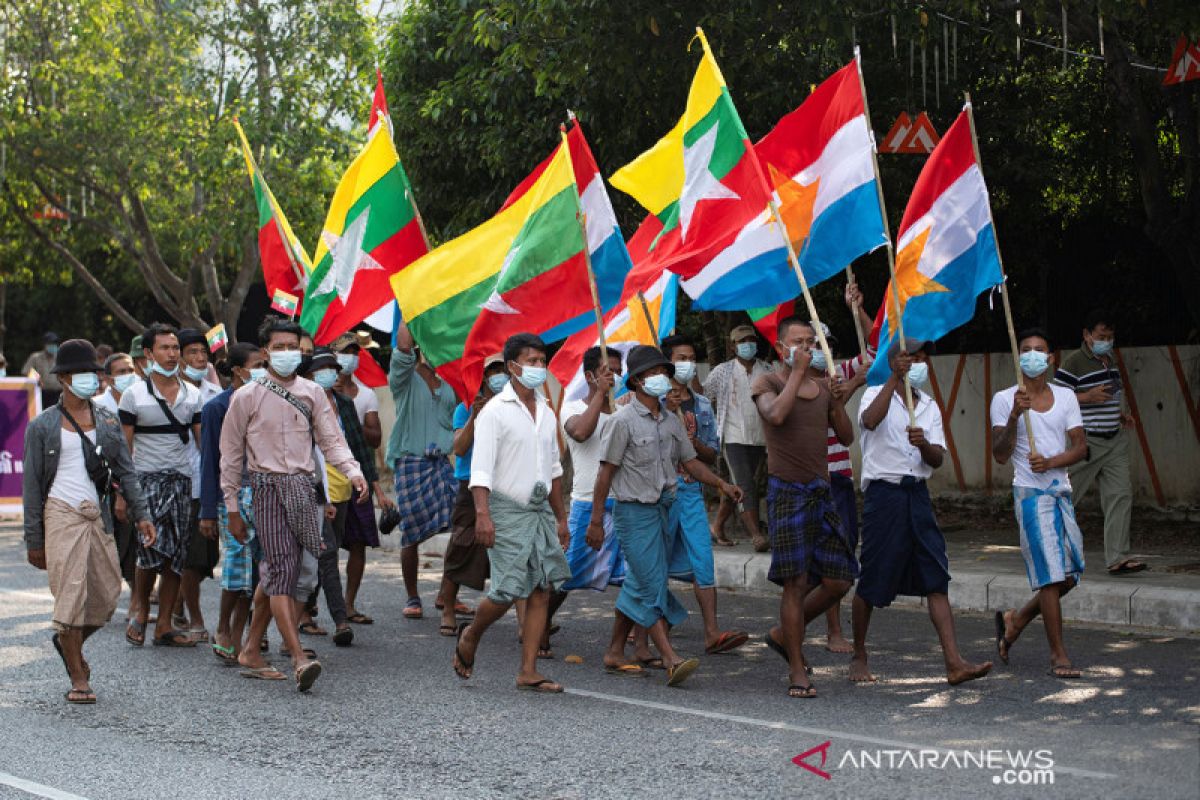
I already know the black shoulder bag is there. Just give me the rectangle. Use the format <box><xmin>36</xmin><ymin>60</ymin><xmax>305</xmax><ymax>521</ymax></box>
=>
<box><xmin>145</xmin><ymin>376</ymin><xmax>191</xmax><ymax>445</ymax></box>
<box><xmin>58</xmin><ymin>402</ymin><xmax>114</xmax><ymax>498</ymax></box>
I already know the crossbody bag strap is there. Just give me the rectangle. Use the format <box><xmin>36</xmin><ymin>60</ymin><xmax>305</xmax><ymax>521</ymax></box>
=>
<box><xmin>144</xmin><ymin>376</ymin><xmax>190</xmax><ymax>444</ymax></box>
<box><xmin>255</xmin><ymin>377</ymin><xmax>315</xmax><ymax>445</ymax></box>
<box><xmin>58</xmin><ymin>401</ymin><xmax>111</xmax><ymax>495</ymax></box>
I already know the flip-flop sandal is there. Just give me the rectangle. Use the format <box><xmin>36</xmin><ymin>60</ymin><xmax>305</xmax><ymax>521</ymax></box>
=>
<box><xmin>1108</xmin><ymin>561</ymin><xmax>1148</xmax><ymax>575</ymax></box>
<box><xmin>1050</xmin><ymin>663</ymin><xmax>1082</xmax><ymax>679</ymax></box>
<box><xmin>333</xmin><ymin>627</ymin><xmax>354</xmax><ymax>647</ymax></box>
<box><xmin>453</xmin><ymin>602</ymin><xmax>475</xmax><ymax>617</ymax></box>
<box><xmin>51</xmin><ymin>633</ymin><xmax>72</xmax><ymax>679</ymax></box>
<box><xmin>65</xmin><ymin>689</ymin><xmax>96</xmax><ymax>704</ymax></box>
<box><xmin>764</xmin><ymin>632</ymin><xmax>814</xmax><ymax>674</ymax></box>
<box><xmin>439</xmin><ymin>625</ymin><xmax>458</xmax><ymax>636</ymax></box>
<box><xmin>171</xmin><ymin>613</ymin><xmax>189</xmax><ymax>629</ymax></box>
<box><xmin>637</xmin><ymin>656</ymin><xmax>666</xmax><ymax>670</ymax></box>
<box><xmin>240</xmin><ymin>666</ymin><xmax>287</xmax><ymax>681</ymax></box>
<box><xmin>187</xmin><ymin>627</ymin><xmax>210</xmax><ymax>643</ymax></box>
<box><xmin>152</xmin><ymin>631</ymin><xmax>196</xmax><ymax>647</ymax></box>
<box><xmin>453</xmin><ymin>622</ymin><xmax>474</xmax><ymax>680</ymax></box>
<box><xmin>787</xmin><ymin>683</ymin><xmax>818</xmax><ymax>699</ymax></box>
<box><xmin>299</xmin><ymin>622</ymin><xmax>327</xmax><ymax>636</ymax></box>
<box><xmin>402</xmin><ymin>598</ymin><xmax>423</xmax><ymax>619</ymax></box>
<box><xmin>705</xmin><ymin>630</ymin><xmax>750</xmax><ymax>654</ymax></box>
<box><xmin>125</xmin><ymin>619</ymin><xmax>146</xmax><ymax>647</ymax></box>
<box><xmin>295</xmin><ymin>660</ymin><xmax>323</xmax><ymax>692</ymax></box>
<box><xmin>994</xmin><ymin>611</ymin><xmax>1016</xmax><ymax>664</ymax></box>
<box><xmin>537</xmin><ymin>647</ymin><xmax>554</xmax><ymax>660</ymax></box>
<box><xmin>347</xmin><ymin>613</ymin><xmax>374</xmax><ymax>625</ymax></box>
<box><xmin>280</xmin><ymin>647</ymin><xmax>318</xmax><ymax>659</ymax></box>
<box><xmin>212</xmin><ymin>643</ymin><xmax>237</xmax><ymax>665</ymax></box>
<box><xmin>517</xmin><ymin>678</ymin><xmax>563</xmax><ymax>693</ymax></box>
<box><xmin>604</xmin><ymin>663</ymin><xmax>645</xmax><ymax>677</ymax></box>
<box><xmin>548</xmin><ymin>624</ymin><xmax>560</xmax><ymax>637</ymax></box>
<box><xmin>666</xmin><ymin>657</ymin><xmax>700</xmax><ymax>687</ymax></box>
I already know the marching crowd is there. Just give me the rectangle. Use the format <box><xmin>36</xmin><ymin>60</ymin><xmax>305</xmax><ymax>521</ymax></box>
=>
<box><xmin>19</xmin><ymin>285</ymin><xmax>1140</xmax><ymax>703</ymax></box>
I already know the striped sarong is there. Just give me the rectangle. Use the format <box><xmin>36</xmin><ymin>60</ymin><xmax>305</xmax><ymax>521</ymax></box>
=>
<box><xmin>250</xmin><ymin>472</ymin><xmax>321</xmax><ymax>597</ymax></box>
<box><xmin>137</xmin><ymin>470</ymin><xmax>192</xmax><ymax>575</ymax></box>
<box><xmin>393</xmin><ymin>448</ymin><xmax>456</xmax><ymax>547</ymax></box>
<box><xmin>485</xmin><ymin>483</ymin><xmax>571</xmax><ymax>604</ymax></box>
<box><xmin>1015</xmin><ymin>482</ymin><xmax>1085</xmax><ymax>590</ymax></box>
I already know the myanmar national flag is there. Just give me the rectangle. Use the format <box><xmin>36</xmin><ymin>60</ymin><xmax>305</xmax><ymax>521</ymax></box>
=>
<box><xmin>233</xmin><ymin>119</ymin><xmax>311</xmax><ymax>302</ymax></box>
<box><xmin>391</xmin><ymin>139</ymin><xmax>592</xmax><ymax>401</ymax></box>
<box><xmin>610</xmin><ymin>28</ymin><xmax>771</xmax><ymax>281</ymax></box>
<box><xmin>301</xmin><ymin>124</ymin><xmax>428</xmax><ymax>344</ymax></box>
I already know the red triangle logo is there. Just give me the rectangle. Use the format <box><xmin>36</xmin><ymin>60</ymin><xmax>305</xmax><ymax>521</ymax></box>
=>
<box><xmin>879</xmin><ymin>112</ymin><xmax>913</xmax><ymax>153</ymax></box>
<box><xmin>1164</xmin><ymin>36</ymin><xmax>1200</xmax><ymax>86</ymax></box>
<box><xmin>897</xmin><ymin>112</ymin><xmax>941</xmax><ymax>154</ymax></box>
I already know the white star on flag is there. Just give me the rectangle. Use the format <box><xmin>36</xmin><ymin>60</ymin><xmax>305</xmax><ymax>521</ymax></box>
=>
<box><xmin>317</xmin><ymin>207</ymin><xmax>385</xmax><ymax>303</ymax></box>
<box><xmin>678</xmin><ymin>121</ymin><xmax>740</xmax><ymax>241</ymax></box>
<box><xmin>481</xmin><ymin>245</ymin><xmax>521</xmax><ymax>315</ymax></box>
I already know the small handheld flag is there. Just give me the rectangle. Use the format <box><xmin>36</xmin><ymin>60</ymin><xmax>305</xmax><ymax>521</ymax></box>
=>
<box><xmin>271</xmin><ymin>289</ymin><xmax>300</xmax><ymax>318</ymax></box>
<box><xmin>205</xmin><ymin>324</ymin><xmax>229</xmax><ymax>353</ymax></box>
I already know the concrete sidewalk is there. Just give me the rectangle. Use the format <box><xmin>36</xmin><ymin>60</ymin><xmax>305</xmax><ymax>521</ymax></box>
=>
<box><xmin>408</xmin><ymin>531</ymin><xmax>1200</xmax><ymax>633</ymax></box>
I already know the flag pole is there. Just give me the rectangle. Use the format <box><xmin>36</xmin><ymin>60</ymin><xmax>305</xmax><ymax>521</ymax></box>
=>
<box><xmin>562</xmin><ymin>126</ymin><xmax>615</xmax><ymax>408</ymax></box>
<box><xmin>635</xmin><ymin>292</ymin><xmax>659</xmax><ymax>343</ymax></box>
<box><xmin>692</xmin><ymin>27</ymin><xmax>838</xmax><ymax>380</ymax></box>
<box><xmin>853</xmin><ymin>46</ymin><xmax>916</xmax><ymax>426</ymax></box>
<box><xmin>964</xmin><ymin>93</ymin><xmax>1038</xmax><ymax>456</ymax></box>
<box><xmin>846</xmin><ymin>264</ymin><xmax>869</xmax><ymax>358</ymax></box>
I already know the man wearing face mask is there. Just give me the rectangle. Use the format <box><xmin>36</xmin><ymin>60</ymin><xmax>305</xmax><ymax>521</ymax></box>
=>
<box><xmin>455</xmin><ymin>333</ymin><xmax>570</xmax><ymax>693</ymax></box>
<box><xmin>1053</xmin><ymin>310</ymin><xmax>1142</xmax><ymax>575</ymax></box>
<box><xmin>174</xmin><ymin>328</ymin><xmax>223</xmax><ymax>642</ymax></box>
<box><xmin>386</xmin><ymin>319</ymin><xmax>458</xmax><ymax>620</ymax></box>
<box><xmin>23</xmin><ymin>332</ymin><xmax>64</xmax><ymax>408</ymax></box>
<box><xmin>660</xmin><ymin>334</ymin><xmax>749</xmax><ymax>657</ymax></box>
<box><xmin>852</xmin><ymin>342</ymin><xmax>992</xmax><ymax>687</ymax></box>
<box><xmin>330</xmin><ymin>334</ymin><xmax>385</xmax><ymax>624</ymax></box>
<box><xmin>442</xmin><ymin>355</ymin><xmax>508</xmax><ymax>637</ymax></box>
<box><xmin>752</xmin><ymin>318</ymin><xmax>856</xmax><ymax>698</ymax></box>
<box><xmin>119</xmin><ymin>323</ymin><xmax>204</xmax><ymax>648</ymax></box>
<box><xmin>590</xmin><ymin>346</ymin><xmax>744</xmax><ymax>687</ymax></box>
<box><xmin>23</xmin><ymin>338</ymin><xmax>156</xmax><ymax>703</ymax></box>
<box><xmin>703</xmin><ymin>325</ymin><xmax>773</xmax><ymax>551</ymax></box>
<box><xmin>96</xmin><ymin>353</ymin><xmax>140</xmax><ymax>611</ymax></box>
<box><xmin>991</xmin><ymin>329</ymin><xmax>1088</xmax><ymax>679</ymax></box>
<box><xmin>220</xmin><ymin>317</ymin><xmax>366</xmax><ymax>692</ymax></box>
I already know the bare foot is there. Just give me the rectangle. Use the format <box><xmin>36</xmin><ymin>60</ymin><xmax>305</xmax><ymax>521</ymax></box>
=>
<box><xmin>454</xmin><ymin>625</ymin><xmax>478</xmax><ymax>680</ymax></box>
<box><xmin>826</xmin><ymin>634</ymin><xmax>853</xmax><ymax>654</ymax></box>
<box><xmin>237</xmin><ymin>649</ymin><xmax>269</xmax><ymax>671</ymax></box>
<box><xmin>947</xmin><ymin>660</ymin><xmax>993</xmax><ymax>686</ymax></box>
<box><xmin>849</xmin><ymin>654</ymin><xmax>877</xmax><ymax>683</ymax></box>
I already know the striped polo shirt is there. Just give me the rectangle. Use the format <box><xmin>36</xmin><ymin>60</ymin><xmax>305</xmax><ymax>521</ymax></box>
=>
<box><xmin>827</xmin><ymin>347</ymin><xmax>876</xmax><ymax>477</ymax></box>
<box><xmin>1054</xmin><ymin>346</ymin><xmax>1122</xmax><ymax>435</ymax></box>
<box><xmin>118</xmin><ymin>377</ymin><xmax>203</xmax><ymax>474</ymax></box>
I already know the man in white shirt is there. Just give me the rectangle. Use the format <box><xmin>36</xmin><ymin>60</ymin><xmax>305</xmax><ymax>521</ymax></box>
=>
<box><xmin>991</xmin><ymin>329</ymin><xmax>1088</xmax><ymax>679</ymax></box>
<box><xmin>97</xmin><ymin>353</ymin><xmax>140</xmax><ymax>608</ymax></box>
<box><xmin>851</xmin><ymin>342</ymin><xmax>991</xmax><ymax>687</ymax></box>
<box><xmin>455</xmin><ymin>333</ymin><xmax>570</xmax><ymax>694</ymax></box>
<box><xmin>703</xmin><ymin>325</ymin><xmax>773</xmax><ymax>550</ymax></box>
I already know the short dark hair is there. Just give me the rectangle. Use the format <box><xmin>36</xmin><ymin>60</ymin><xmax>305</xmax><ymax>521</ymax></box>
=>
<box><xmin>660</xmin><ymin>334</ymin><xmax>695</xmax><ymax>360</ymax></box>
<box><xmin>582</xmin><ymin>345</ymin><xmax>622</xmax><ymax>375</ymax></box>
<box><xmin>1083</xmin><ymin>308</ymin><xmax>1115</xmax><ymax>332</ymax></box>
<box><xmin>103</xmin><ymin>352</ymin><xmax>132</xmax><ymax>374</ymax></box>
<box><xmin>141</xmin><ymin>322</ymin><xmax>178</xmax><ymax>352</ymax></box>
<box><xmin>1017</xmin><ymin>327</ymin><xmax>1053</xmax><ymax>351</ymax></box>
<box><xmin>775</xmin><ymin>316</ymin><xmax>812</xmax><ymax>341</ymax></box>
<box><xmin>257</xmin><ymin>315</ymin><xmax>304</xmax><ymax>347</ymax></box>
<box><xmin>503</xmin><ymin>332</ymin><xmax>547</xmax><ymax>365</ymax></box>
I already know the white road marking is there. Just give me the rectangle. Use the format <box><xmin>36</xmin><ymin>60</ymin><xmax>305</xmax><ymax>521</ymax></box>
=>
<box><xmin>0</xmin><ymin>771</ymin><xmax>90</xmax><ymax>800</ymax></box>
<box><xmin>564</xmin><ymin>687</ymin><xmax>1116</xmax><ymax>780</ymax></box>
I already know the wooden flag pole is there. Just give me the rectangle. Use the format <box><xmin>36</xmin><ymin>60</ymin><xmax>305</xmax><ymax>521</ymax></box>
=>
<box><xmin>964</xmin><ymin>93</ymin><xmax>1038</xmax><ymax>456</ymax></box>
<box><xmin>635</xmin><ymin>291</ymin><xmax>659</xmax><ymax>343</ymax></box>
<box><xmin>845</xmin><ymin>264</ymin><xmax>869</xmax><ymax>358</ymax></box>
<box><xmin>767</xmin><ymin>201</ymin><xmax>837</xmax><ymax>380</ymax></box>
<box><xmin>853</xmin><ymin>46</ymin><xmax>916</xmax><ymax>425</ymax></box>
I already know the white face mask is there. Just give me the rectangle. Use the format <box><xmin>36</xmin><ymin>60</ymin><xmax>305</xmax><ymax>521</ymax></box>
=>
<box><xmin>672</xmin><ymin>361</ymin><xmax>696</xmax><ymax>384</ymax></box>
<box><xmin>336</xmin><ymin>353</ymin><xmax>359</xmax><ymax>374</ymax></box>
<box><xmin>906</xmin><ymin>362</ymin><xmax>929</xmax><ymax>387</ymax></box>
<box><xmin>113</xmin><ymin>373</ymin><xmax>138</xmax><ymax>393</ymax></box>
<box><xmin>736</xmin><ymin>342</ymin><xmax>757</xmax><ymax>360</ymax></box>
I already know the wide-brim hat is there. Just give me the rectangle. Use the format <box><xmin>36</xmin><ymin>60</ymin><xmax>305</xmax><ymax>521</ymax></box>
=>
<box><xmin>729</xmin><ymin>324</ymin><xmax>757</xmax><ymax>342</ymax></box>
<box><xmin>625</xmin><ymin>345</ymin><xmax>674</xmax><ymax>381</ymax></box>
<box><xmin>307</xmin><ymin>347</ymin><xmax>339</xmax><ymax>373</ymax></box>
<box><xmin>51</xmin><ymin>339</ymin><xmax>102</xmax><ymax>374</ymax></box>
<box><xmin>330</xmin><ymin>332</ymin><xmax>360</xmax><ymax>353</ymax></box>
<box><xmin>483</xmin><ymin>353</ymin><xmax>505</xmax><ymax>372</ymax></box>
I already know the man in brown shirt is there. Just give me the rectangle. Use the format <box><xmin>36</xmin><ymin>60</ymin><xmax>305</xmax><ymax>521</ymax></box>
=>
<box><xmin>752</xmin><ymin>317</ymin><xmax>856</xmax><ymax>699</ymax></box>
<box><xmin>219</xmin><ymin>317</ymin><xmax>366</xmax><ymax>692</ymax></box>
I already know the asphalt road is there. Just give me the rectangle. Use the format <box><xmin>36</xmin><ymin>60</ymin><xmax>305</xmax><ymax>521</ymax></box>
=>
<box><xmin>0</xmin><ymin>527</ymin><xmax>1197</xmax><ymax>800</ymax></box>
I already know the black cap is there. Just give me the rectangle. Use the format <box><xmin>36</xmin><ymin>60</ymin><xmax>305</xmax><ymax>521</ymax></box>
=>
<box><xmin>51</xmin><ymin>339</ymin><xmax>102</xmax><ymax>374</ymax></box>
<box><xmin>44</xmin><ymin>331</ymin><xmax>60</xmax><ymax>345</ymax></box>
<box><xmin>624</xmin><ymin>345</ymin><xmax>674</xmax><ymax>381</ymax></box>
<box><xmin>308</xmin><ymin>347</ymin><xmax>339</xmax><ymax>373</ymax></box>
<box><xmin>177</xmin><ymin>328</ymin><xmax>208</xmax><ymax>351</ymax></box>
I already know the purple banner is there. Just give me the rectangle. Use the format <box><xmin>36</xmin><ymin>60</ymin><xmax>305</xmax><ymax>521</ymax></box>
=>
<box><xmin>0</xmin><ymin>378</ymin><xmax>40</xmax><ymax>512</ymax></box>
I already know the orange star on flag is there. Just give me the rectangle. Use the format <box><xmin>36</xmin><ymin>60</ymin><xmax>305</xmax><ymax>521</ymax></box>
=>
<box><xmin>768</xmin><ymin>163</ymin><xmax>820</xmax><ymax>251</ymax></box>
<box><xmin>886</xmin><ymin>227</ymin><xmax>948</xmax><ymax>336</ymax></box>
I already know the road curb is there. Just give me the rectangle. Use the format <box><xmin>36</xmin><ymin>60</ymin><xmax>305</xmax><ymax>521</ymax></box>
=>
<box><xmin>407</xmin><ymin>532</ymin><xmax>1199</xmax><ymax>633</ymax></box>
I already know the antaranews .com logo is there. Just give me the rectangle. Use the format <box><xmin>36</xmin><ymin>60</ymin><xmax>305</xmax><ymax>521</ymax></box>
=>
<box><xmin>793</xmin><ymin>741</ymin><xmax>1056</xmax><ymax>786</ymax></box>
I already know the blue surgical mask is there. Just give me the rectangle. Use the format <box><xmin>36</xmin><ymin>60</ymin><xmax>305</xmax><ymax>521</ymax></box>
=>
<box><xmin>269</xmin><ymin>350</ymin><xmax>303</xmax><ymax>377</ymax></box>
<box><xmin>783</xmin><ymin>346</ymin><xmax>798</xmax><ymax>367</ymax></box>
<box><xmin>1090</xmin><ymin>338</ymin><xmax>1113</xmax><ymax>357</ymax></box>
<box><xmin>184</xmin><ymin>365</ymin><xmax>208</xmax><ymax>382</ymax></box>
<box><xmin>672</xmin><ymin>361</ymin><xmax>696</xmax><ymax>384</ymax></box>
<box><xmin>249</xmin><ymin>367</ymin><xmax>268</xmax><ymax>382</ymax></box>
<box><xmin>515</xmin><ymin>364</ymin><xmax>547</xmax><ymax>390</ymax></box>
<box><xmin>810</xmin><ymin>349</ymin><xmax>828</xmax><ymax>372</ymax></box>
<box><xmin>46</xmin><ymin>344</ymin><xmax>59</xmax><ymax>356</ymax></box>
<box><xmin>313</xmin><ymin>369</ymin><xmax>338</xmax><ymax>389</ymax></box>
<box><xmin>487</xmin><ymin>373</ymin><xmax>508</xmax><ymax>394</ymax></box>
<box><xmin>906</xmin><ymin>362</ymin><xmax>929</xmax><ymax>387</ymax></box>
<box><xmin>149</xmin><ymin>361</ymin><xmax>178</xmax><ymax>378</ymax></box>
<box><xmin>736</xmin><ymin>342</ymin><xmax>757</xmax><ymax>360</ymax></box>
<box><xmin>68</xmin><ymin>372</ymin><xmax>100</xmax><ymax>399</ymax></box>
<box><xmin>1019</xmin><ymin>351</ymin><xmax>1050</xmax><ymax>378</ymax></box>
<box><xmin>642</xmin><ymin>373</ymin><xmax>672</xmax><ymax>398</ymax></box>
<box><xmin>113</xmin><ymin>374</ymin><xmax>137</xmax><ymax>393</ymax></box>
<box><xmin>336</xmin><ymin>353</ymin><xmax>359</xmax><ymax>374</ymax></box>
